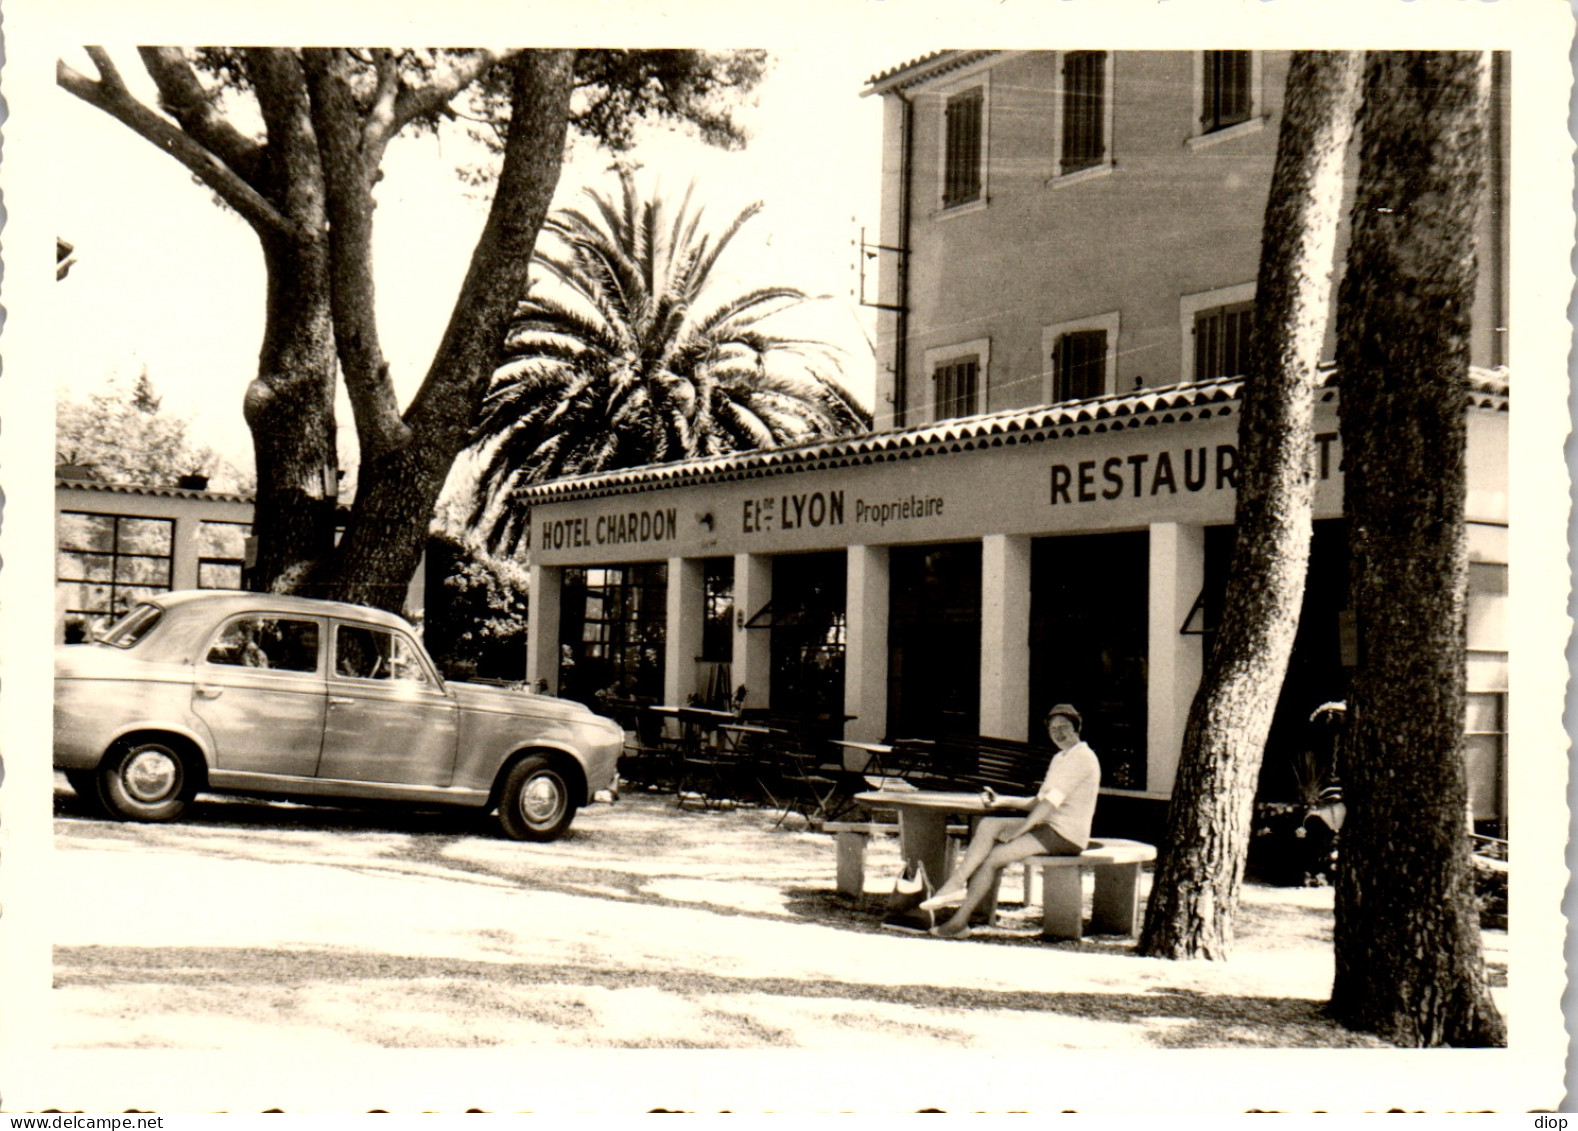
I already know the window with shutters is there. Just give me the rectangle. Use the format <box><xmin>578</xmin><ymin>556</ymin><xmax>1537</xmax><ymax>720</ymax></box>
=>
<box><xmin>1201</xmin><ymin>51</ymin><xmax>1252</xmax><ymax>132</ymax></box>
<box><xmin>1189</xmin><ymin>52</ymin><xmax>1264</xmax><ymax>148</ymax></box>
<box><xmin>1193</xmin><ymin>301</ymin><xmax>1255</xmax><ymax>380</ymax></box>
<box><xmin>1052</xmin><ymin>329</ymin><xmax>1109</xmax><ymax>402</ymax></box>
<box><xmin>924</xmin><ymin>339</ymin><xmax>990</xmax><ymax>422</ymax></box>
<box><xmin>934</xmin><ymin>358</ymin><xmax>980</xmax><ymax>420</ymax></box>
<box><xmin>942</xmin><ymin>87</ymin><xmax>984</xmax><ymax>208</ymax></box>
<box><xmin>1060</xmin><ymin>51</ymin><xmax>1108</xmax><ymax>175</ymax></box>
<box><xmin>1042</xmin><ymin>313</ymin><xmax>1120</xmax><ymax>403</ymax></box>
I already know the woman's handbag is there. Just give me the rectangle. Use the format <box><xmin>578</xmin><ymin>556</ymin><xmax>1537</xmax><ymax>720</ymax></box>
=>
<box><xmin>880</xmin><ymin>859</ymin><xmax>935</xmax><ymax>932</ymax></box>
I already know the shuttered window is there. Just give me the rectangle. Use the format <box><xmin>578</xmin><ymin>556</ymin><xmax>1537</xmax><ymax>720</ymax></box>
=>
<box><xmin>1053</xmin><ymin>329</ymin><xmax>1108</xmax><ymax>401</ymax></box>
<box><xmin>1193</xmin><ymin>301</ymin><xmax>1254</xmax><ymax>380</ymax></box>
<box><xmin>934</xmin><ymin>358</ymin><xmax>980</xmax><ymax>420</ymax></box>
<box><xmin>1201</xmin><ymin>51</ymin><xmax>1253</xmax><ymax>133</ymax></box>
<box><xmin>943</xmin><ymin>88</ymin><xmax>984</xmax><ymax>208</ymax></box>
<box><xmin>1061</xmin><ymin>51</ymin><xmax>1107</xmax><ymax>173</ymax></box>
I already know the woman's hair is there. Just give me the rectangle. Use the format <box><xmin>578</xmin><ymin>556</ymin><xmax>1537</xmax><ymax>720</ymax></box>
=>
<box><xmin>1044</xmin><ymin>703</ymin><xmax>1083</xmax><ymax>732</ymax></box>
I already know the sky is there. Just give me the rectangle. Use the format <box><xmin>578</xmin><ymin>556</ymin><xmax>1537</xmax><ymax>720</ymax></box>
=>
<box><xmin>52</xmin><ymin>46</ymin><xmax>891</xmax><ymax>481</ymax></box>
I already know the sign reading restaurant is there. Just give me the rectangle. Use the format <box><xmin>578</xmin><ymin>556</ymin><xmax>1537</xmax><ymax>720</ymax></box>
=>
<box><xmin>527</xmin><ymin>410</ymin><xmax>1358</xmax><ymax>565</ymax></box>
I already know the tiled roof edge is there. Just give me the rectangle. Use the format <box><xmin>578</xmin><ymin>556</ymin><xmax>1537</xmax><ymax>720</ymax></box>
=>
<box><xmin>864</xmin><ymin>51</ymin><xmax>1004</xmax><ymax>95</ymax></box>
<box><xmin>515</xmin><ymin>370</ymin><xmax>1508</xmax><ymax>506</ymax></box>
<box><xmin>55</xmin><ymin>478</ymin><xmax>254</xmax><ymax>504</ymax></box>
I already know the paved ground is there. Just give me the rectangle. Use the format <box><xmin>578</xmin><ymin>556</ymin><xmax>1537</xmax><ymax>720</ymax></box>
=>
<box><xmin>33</xmin><ymin>779</ymin><xmax>1510</xmax><ymax>1109</ymax></box>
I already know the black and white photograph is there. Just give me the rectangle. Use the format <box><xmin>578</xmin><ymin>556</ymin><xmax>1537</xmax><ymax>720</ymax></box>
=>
<box><xmin>0</xmin><ymin>0</ymin><xmax>1572</xmax><ymax>1114</ymax></box>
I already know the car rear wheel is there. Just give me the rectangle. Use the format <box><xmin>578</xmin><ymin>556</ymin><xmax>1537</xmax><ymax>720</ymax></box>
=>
<box><xmin>98</xmin><ymin>740</ymin><xmax>195</xmax><ymax>822</ymax></box>
<box><xmin>498</xmin><ymin>755</ymin><xmax>577</xmax><ymax>842</ymax></box>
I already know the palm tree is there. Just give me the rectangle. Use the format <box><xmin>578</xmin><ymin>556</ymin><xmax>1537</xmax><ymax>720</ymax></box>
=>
<box><xmin>468</xmin><ymin>171</ymin><xmax>871</xmax><ymax>554</ymax></box>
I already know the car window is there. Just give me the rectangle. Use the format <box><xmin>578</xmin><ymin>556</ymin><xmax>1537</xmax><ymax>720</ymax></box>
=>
<box><xmin>334</xmin><ymin>624</ymin><xmax>432</xmax><ymax>686</ymax></box>
<box><xmin>206</xmin><ymin>616</ymin><xmax>321</xmax><ymax>673</ymax></box>
<box><xmin>97</xmin><ymin>603</ymin><xmax>164</xmax><ymax>648</ymax></box>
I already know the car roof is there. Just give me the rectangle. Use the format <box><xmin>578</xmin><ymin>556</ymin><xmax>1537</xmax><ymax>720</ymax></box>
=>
<box><xmin>152</xmin><ymin>589</ymin><xmax>415</xmax><ymax>632</ymax></box>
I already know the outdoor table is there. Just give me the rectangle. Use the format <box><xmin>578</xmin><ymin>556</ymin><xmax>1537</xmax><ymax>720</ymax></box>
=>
<box><xmin>829</xmin><ymin>739</ymin><xmax>892</xmax><ymax>774</ymax></box>
<box><xmin>652</xmin><ymin>705</ymin><xmax>737</xmax><ymax>751</ymax></box>
<box><xmin>855</xmin><ymin>788</ymin><xmax>997</xmax><ymax>890</ymax></box>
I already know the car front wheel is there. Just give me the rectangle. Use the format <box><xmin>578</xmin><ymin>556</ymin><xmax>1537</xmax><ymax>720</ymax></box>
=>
<box><xmin>498</xmin><ymin>755</ymin><xmax>577</xmax><ymax>842</ymax></box>
<box><xmin>98</xmin><ymin>740</ymin><xmax>195</xmax><ymax>822</ymax></box>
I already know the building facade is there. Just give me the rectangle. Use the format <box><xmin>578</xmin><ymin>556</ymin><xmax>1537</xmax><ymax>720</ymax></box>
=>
<box><xmin>515</xmin><ymin>50</ymin><xmax>1509</xmax><ymax>823</ymax></box>
<box><xmin>54</xmin><ymin>476</ymin><xmax>427</xmax><ymax>642</ymax></box>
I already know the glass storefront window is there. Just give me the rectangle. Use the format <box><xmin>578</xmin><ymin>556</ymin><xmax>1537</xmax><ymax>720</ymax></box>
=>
<box><xmin>57</xmin><ymin>511</ymin><xmax>174</xmax><ymax>641</ymax></box>
<box><xmin>559</xmin><ymin>563</ymin><xmax>667</xmax><ymax>707</ymax></box>
<box><xmin>198</xmin><ymin>520</ymin><xmax>251</xmax><ymax>591</ymax></box>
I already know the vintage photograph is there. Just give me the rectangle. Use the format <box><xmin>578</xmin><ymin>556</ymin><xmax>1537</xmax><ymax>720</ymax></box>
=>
<box><xmin>2</xmin><ymin>0</ymin><xmax>1572</xmax><ymax>1114</ymax></box>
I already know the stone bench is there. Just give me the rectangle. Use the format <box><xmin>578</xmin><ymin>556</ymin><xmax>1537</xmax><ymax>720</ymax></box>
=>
<box><xmin>823</xmin><ymin>819</ymin><xmax>970</xmax><ymax>897</ymax></box>
<box><xmin>992</xmin><ymin>838</ymin><xmax>1157</xmax><ymax>940</ymax></box>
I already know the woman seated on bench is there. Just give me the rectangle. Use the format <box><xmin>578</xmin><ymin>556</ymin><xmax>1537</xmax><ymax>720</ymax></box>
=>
<box><xmin>922</xmin><ymin>703</ymin><xmax>1100</xmax><ymax>939</ymax></box>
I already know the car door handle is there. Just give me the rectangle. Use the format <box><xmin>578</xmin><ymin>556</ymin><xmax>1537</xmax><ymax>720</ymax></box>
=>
<box><xmin>329</xmin><ymin>696</ymin><xmax>355</xmax><ymax>707</ymax></box>
<box><xmin>195</xmin><ymin>685</ymin><xmax>223</xmax><ymax>699</ymax></box>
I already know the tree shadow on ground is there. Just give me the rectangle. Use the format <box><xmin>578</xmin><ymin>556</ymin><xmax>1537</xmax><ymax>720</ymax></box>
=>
<box><xmin>52</xmin><ymin>943</ymin><xmax>1388</xmax><ymax>1049</ymax></box>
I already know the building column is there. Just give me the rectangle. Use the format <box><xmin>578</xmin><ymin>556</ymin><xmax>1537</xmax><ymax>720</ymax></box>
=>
<box><xmin>979</xmin><ymin>534</ymin><xmax>1033</xmax><ymax>741</ymax></box>
<box><xmin>844</xmin><ymin>544</ymin><xmax>890</xmax><ymax>744</ymax></box>
<box><xmin>664</xmin><ymin>557</ymin><xmax>706</xmax><ymax>707</ymax></box>
<box><xmin>171</xmin><ymin>515</ymin><xmax>202</xmax><ymax>592</ymax></box>
<box><xmin>1147</xmin><ymin>522</ymin><xmax>1206</xmax><ymax>794</ymax></box>
<box><xmin>526</xmin><ymin>563</ymin><xmax>563</xmax><ymax>694</ymax></box>
<box><xmin>732</xmin><ymin>553</ymin><xmax>772</xmax><ymax>712</ymax></box>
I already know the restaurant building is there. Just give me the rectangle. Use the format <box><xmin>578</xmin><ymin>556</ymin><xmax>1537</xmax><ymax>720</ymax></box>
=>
<box><xmin>517</xmin><ymin>50</ymin><xmax>1510</xmax><ymax>823</ymax></box>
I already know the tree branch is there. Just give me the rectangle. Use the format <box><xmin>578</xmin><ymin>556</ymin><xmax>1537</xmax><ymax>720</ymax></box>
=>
<box><xmin>137</xmin><ymin>47</ymin><xmax>265</xmax><ymax>185</ymax></box>
<box><xmin>301</xmin><ymin>48</ymin><xmax>410</xmax><ymax>459</ymax></box>
<box><xmin>383</xmin><ymin>49</ymin><xmax>518</xmax><ymax>145</ymax></box>
<box><xmin>58</xmin><ymin>51</ymin><xmax>293</xmax><ymax>239</ymax></box>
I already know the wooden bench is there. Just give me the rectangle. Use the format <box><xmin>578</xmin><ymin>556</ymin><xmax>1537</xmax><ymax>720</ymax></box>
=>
<box><xmin>990</xmin><ymin>838</ymin><xmax>1157</xmax><ymax>940</ymax></box>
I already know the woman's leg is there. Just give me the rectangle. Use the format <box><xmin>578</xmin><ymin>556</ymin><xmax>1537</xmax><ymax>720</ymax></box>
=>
<box><xmin>935</xmin><ymin>817</ymin><xmax>1019</xmax><ymax>896</ymax></box>
<box><xmin>933</xmin><ymin>834</ymin><xmax>1050</xmax><ymax>937</ymax></box>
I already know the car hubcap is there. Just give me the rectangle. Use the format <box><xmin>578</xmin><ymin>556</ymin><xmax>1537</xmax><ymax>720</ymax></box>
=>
<box><xmin>124</xmin><ymin>748</ymin><xmax>179</xmax><ymax>803</ymax></box>
<box><xmin>521</xmin><ymin>773</ymin><xmax>564</xmax><ymax>826</ymax></box>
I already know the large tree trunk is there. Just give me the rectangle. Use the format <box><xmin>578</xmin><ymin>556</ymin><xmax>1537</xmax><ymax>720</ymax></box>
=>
<box><xmin>239</xmin><ymin>49</ymin><xmax>342</xmax><ymax>593</ymax></box>
<box><xmin>328</xmin><ymin>51</ymin><xmax>577</xmax><ymax>610</ymax></box>
<box><xmin>1139</xmin><ymin>52</ymin><xmax>1363</xmax><ymax>960</ymax></box>
<box><xmin>244</xmin><ymin>233</ymin><xmax>340</xmax><ymax>592</ymax></box>
<box><xmin>1329</xmin><ymin>51</ymin><xmax>1505</xmax><ymax>1047</ymax></box>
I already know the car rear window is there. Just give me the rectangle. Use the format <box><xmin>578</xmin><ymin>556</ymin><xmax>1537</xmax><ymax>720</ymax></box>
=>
<box><xmin>97</xmin><ymin>603</ymin><xmax>164</xmax><ymax>648</ymax></box>
<box><xmin>207</xmin><ymin>616</ymin><xmax>321</xmax><ymax>673</ymax></box>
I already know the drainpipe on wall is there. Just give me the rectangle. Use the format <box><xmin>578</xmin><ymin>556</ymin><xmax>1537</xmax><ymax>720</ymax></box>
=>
<box><xmin>892</xmin><ymin>89</ymin><xmax>914</xmax><ymax>429</ymax></box>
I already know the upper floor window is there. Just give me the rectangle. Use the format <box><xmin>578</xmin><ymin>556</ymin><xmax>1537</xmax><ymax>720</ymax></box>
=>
<box><xmin>1190</xmin><ymin>52</ymin><xmax>1265</xmax><ymax>148</ymax></box>
<box><xmin>1201</xmin><ymin>51</ymin><xmax>1253</xmax><ymax>132</ymax></box>
<box><xmin>1042</xmin><ymin>311</ymin><xmax>1120</xmax><ymax>402</ymax></box>
<box><xmin>1181</xmin><ymin>283</ymin><xmax>1255</xmax><ymax>382</ymax></box>
<box><xmin>1194</xmin><ymin>301</ymin><xmax>1254</xmax><ymax>380</ymax></box>
<box><xmin>924</xmin><ymin>338</ymin><xmax>991</xmax><ymax>422</ymax></box>
<box><xmin>942</xmin><ymin>87</ymin><xmax>985</xmax><ymax>208</ymax></box>
<box><xmin>1060</xmin><ymin>51</ymin><xmax>1109</xmax><ymax>175</ymax></box>
<box><xmin>935</xmin><ymin>358</ymin><xmax>980</xmax><ymax>420</ymax></box>
<box><xmin>1053</xmin><ymin>329</ymin><xmax>1109</xmax><ymax>402</ymax></box>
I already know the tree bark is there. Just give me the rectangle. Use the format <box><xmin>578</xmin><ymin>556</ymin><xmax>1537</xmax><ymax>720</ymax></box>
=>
<box><xmin>1139</xmin><ymin>52</ymin><xmax>1363</xmax><ymax>960</ymax></box>
<box><xmin>327</xmin><ymin>51</ymin><xmax>578</xmax><ymax>610</ymax></box>
<box><xmin>1329</xmin><ymin>51</ymin><xmax>1505</xmax><ymax>1047</ymax></box>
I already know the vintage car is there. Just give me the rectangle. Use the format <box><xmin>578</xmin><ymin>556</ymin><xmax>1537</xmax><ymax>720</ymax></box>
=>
<box><xmin>54</xmin><ymin>590</ymin><xmax>624</xmax><ymax>841</ymax></box>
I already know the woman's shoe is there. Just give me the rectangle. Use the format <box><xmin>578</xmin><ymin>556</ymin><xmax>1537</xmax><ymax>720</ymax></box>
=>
<box><xmin>918</xmin><ymin>884</ymin><xmax>967</xmax><ymax>912</ymax></box>
<box><xmin>929</xmin><ymin>922</ymin><xmax>973</xmax><ymax>939</ymax></box>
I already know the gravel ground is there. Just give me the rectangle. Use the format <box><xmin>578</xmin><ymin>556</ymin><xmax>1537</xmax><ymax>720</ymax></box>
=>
<box><xmin>31</xmin><ymin>783</ymin><xmax>1514</xmax><ymax>1109</ymax></box>
<box><xmin>47</xmin><ymin>786</ymin><xmax>1508</xmax><ymax>1050</ymax></box>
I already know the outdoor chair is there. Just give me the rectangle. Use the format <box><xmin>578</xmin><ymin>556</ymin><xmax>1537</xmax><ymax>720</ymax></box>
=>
<box><xmin>757</xmin><ymin>726</ymin><xmax>847</xmax><ymax>828</ymax></box>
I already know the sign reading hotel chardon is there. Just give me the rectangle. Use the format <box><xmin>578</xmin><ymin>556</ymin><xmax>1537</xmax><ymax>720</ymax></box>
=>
<box><xmin>529</xmin><ymin>418</ymin><xmax>1350</xmax><ymax>565</ymax></box>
